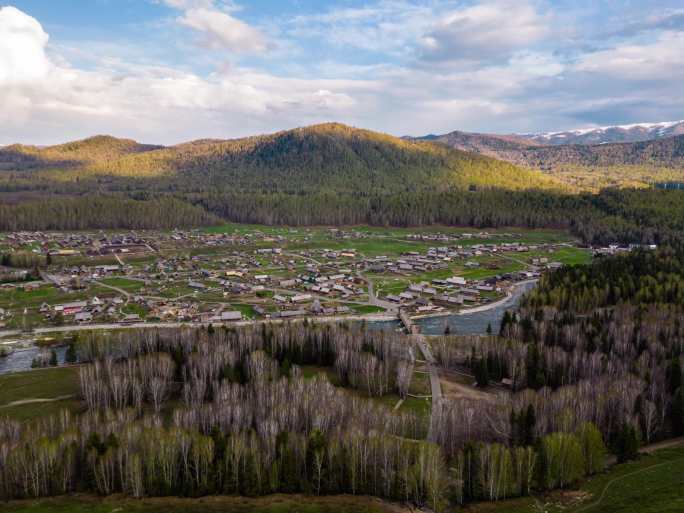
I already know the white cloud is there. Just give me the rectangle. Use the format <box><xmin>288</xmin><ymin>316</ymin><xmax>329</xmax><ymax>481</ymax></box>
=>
<box><xmin>574</xmin><ymin>31</ymin><xmax>684</xmax><ymax>80</ymax></box>
<box><xmin>420</xmin><ymin>0</ymin><xmax>550</xmax><ymax>63</ymax></box>
<box><xmin>158</xmin><ymin>0</ymin><xmax>215</xmax><ymax>9</ymax></box>
<box><xmin>0</xmin><ymin>6</ymin><xmax>51</xmax><ymax>84</ymax></box>
<box><xmin>1</xmin><ymin>2</ymin><xmax>684</xmax><ymax>144</ymax></box>
<box><xmin>289</xmin><ymin>2</ymin><xmax>434</xmax><ymax>56</ymax></box>
<box><xmin>179</xmin><ymin>7</ymin><xmax>267</xmax><ymax>53</ymax></box>
<box><xmin>157</xmin><ymin>0</ymin><xmax>268</xmax><ymax>54</ymax></box>
<box><xmin>0</xmin><ymin>7</ymin><xmax>364</xmax><ymax>144</ymax></box>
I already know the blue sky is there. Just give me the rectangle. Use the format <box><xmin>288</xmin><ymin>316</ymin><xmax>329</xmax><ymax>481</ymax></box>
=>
<box><xmin>1</xmin><ymin>0</ymin><xmax>683</xmax><ymax>144</ymax></box>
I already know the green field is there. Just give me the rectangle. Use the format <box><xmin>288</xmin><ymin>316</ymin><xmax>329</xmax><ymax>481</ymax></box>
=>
<box><xmin>0</xmin><ymin>286</ymin><xmax>86</xmax><ymax>309</ymax></box>
<box><xmin>350</xmin><ymin>304</ymin><xmax>386</xmax><ymax>314</ymax></box>
<box><xmin>100</xmin><ymin>277</ymin><xmax>146</xmax><ymax>293</ymax></box>
<box><xmin>469</xmin><ymin>444</ymin><xmax>684</xmax><ymax>513</ymax></box>
<box><xmin>0</xmin><ymin>367</ymin><xmax>81</xmax><ymax>421</ymax></box>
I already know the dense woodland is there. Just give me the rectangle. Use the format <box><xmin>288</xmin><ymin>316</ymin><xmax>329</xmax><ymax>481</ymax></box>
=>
<box><xmin>422</xmin><ymin>130</ymin><xmax>684</xmax><ymax>169</ymax></box>
<box><xmin>2</xmin><ymin>321</ymin><xmax>611</xmax><ymax>509</ymax></box>
<box><xmin>1</xmin><ymin>188</ymin><xmax>683</xmax><ymax>248</ymax></box>
<box><xmin>3</xmin><ymin>248</ymin><xmax>684</xmax><ymax>507</ymax></box>
<box><xmin>1</xmin><ymin>125</ymin><xmax>684</xmax><ymax>508</ymax></box>
<box><xmin>1</xmin><ymin>124</ymin><xmax>684</xmax><ymax>245</ymax></box>
<box><xmin>432</xmin><ymin>246</ymin><xmax>684</xmax><ymax>451</ymax></box>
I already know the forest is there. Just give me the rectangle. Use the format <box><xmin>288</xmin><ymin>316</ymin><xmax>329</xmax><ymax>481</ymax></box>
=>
<box><xmin>0</xmin><ymin>322</ymin><xmax>611</xmax><ymax>510</ymax></box>
<box><xmin>2</xmin><ymin>246</ymin><xmax>684</xmax><ymax>509</ymax></box>
<box><xmin>1</xmin><ymin>188</ymin><xmax>683</xmax><ymax>248</ymax></box>
<box><xmin>1</xmin><ymin>123</ymin><xmax>684</xmax><ymax>246</ymax></box>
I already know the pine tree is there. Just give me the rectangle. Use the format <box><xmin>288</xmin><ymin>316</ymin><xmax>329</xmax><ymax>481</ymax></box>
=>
<box><xmin>671</xmin><ymin>390</ymin><xmax>684</xmax><ymax>436</ymax></box>
<box><xmin>524</xmin><ymin>405</ymin><xmax>536</xmax><ymax>446</ymax></box>
<box><xmin>475</xmin><ymin>358</ymin><xmax>489</xmax><ymax>388</ymax></box>
<box><xmin>616</xmin><ymin>423</ymin><xmax>640</xmax><ymax>463</ymax></box>
<box><xmin>668</xmin><ymin>357</ymin><xmax>682</xmax><ymax>394</ymax></box>
<box><xmin>65</xmin><ymin>342</ymin><xmax>77</xmax><ymax>364</ymax></box>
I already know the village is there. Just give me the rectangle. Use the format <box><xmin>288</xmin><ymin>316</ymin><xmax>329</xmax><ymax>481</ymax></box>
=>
<box><xmin>0</xmin><ymin>226</ymin><xmax>594</xmax><ymax>332</ymax></box>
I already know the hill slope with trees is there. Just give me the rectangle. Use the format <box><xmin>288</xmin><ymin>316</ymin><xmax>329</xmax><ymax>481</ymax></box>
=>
<box><xmin>420</xmin><ymin>131</ymin><xmax>684</xmax><ymax>190</ymax></box>
<box><xmin>0</xmin><ymin>123</ymin><xmax>561</xmax><ymax>194</ymax></box>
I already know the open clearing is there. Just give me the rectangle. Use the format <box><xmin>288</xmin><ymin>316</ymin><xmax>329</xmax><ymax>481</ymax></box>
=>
<box><xmin>466</xmin><ymin>444</ymin><xmax>684</xmax><ymax>513</ymax></box>
<box><xmin>0</xmin><ymin>367</ymin><xmax>81</xmax><ymax>421</ymax></box>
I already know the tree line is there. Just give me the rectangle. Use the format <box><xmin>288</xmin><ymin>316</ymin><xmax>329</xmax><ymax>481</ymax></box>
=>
<box><xmin>1</xmin><ymin>188</ymin><xmax>684</xmax><ymax>247</ymax></box>
<box><xmin>0</xmin><ymin>322</ymin><xmax>613</xmax><ymax>509</ymax></box>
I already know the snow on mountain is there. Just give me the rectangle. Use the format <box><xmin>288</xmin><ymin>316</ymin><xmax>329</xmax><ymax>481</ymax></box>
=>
<box><xmin>522</xmin><ymin>120</ymin><xmax>684</xmax><ymax>146</ymax></box>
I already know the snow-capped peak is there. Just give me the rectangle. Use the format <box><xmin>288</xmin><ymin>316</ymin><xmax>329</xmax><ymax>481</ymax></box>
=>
<box><xmin>522</xmin><ymin>120</ymin><xmax>684</xmax><ymax>145</ymax></box>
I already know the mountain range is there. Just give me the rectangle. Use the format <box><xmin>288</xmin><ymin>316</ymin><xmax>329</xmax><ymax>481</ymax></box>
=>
<box><xmin>520</xmin><ymin>120</ymin><xmax>684</xmax><ymax>146</ymax></box>
<box><xmin>415</xmin><ymin>124</ymin><xmax>684</xmax><ymax>190</ymax></box>
<box><xmin>2</xmin><ymin>121</ymin><xmax>684</xmax><ymax>197</ymax></box>
<box><xmin>0</xmin><ymin>123</ymin><xmax>560</xmax><ymax>195</ymax></box>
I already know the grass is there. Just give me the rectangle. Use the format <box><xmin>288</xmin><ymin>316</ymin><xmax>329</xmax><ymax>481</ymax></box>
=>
<box><xmin>231</xmin><ymin>303</ymin><xmax>256</xmax><ymax>319</ymax></box>
<box><xmin>409</xmin><ymin>371</ymin><xmax>431</xmax><ymax>396</ymax></box>
<box><xmin>2</xmin><ymin>494</ymin><xmax>402</xmax><ymax>513</ymax></box>
<box><xmin>467</xmin><ymin>444</ymin><xmax>684</xmax><ymax>513</ymax></box>
<box><xmin>0</xmin><ymin>286</ymin><xmax>84</xmax><ymax>309</ymax></box>
<box><xmin>0</xmin><ymin>367</ymin><xmax>80</xmax><ymax>406</ymax></box>
<box><xmin>0</xmin><ymin>398</ymin><xmax>83</xmax><ymax>422</ymax></box>
<box><xmin>560</xmin><ymin>446</ymin><xmax>684</xmax><ymax>513</ymax></box>
<box><xmin>350</xmin><ymin>304</ymin><xmax>386</xmax><ymax>314</ymax></box>
<box><xmin>122</xmin><ymin>303</ymin><xmax>148</xmax><ymax>318</ymax></box>
<box><xmin>547</xmin><ymin>246</ymin><xmax>592</xmax><ymax>266</ymax></box>
<box><xmin>0</xmin><ymin>367</ymin><xmax>82</xmax><ymax>421</ymax></box>
<box><xmin>300</xmin><ymin>365</ymin><xmax>339</xmax><ymax>384</ymax></box>
<box><xmin>100</xmin><ymin>277</ymin><xmax>145</xmax><ymax>293</ymax></box>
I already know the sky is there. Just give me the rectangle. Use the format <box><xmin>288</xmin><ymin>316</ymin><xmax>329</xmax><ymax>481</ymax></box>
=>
<box><xmin>1</xmin><ymin>0</ymin><xmax>683</xmax><ymax>145</ymax></box>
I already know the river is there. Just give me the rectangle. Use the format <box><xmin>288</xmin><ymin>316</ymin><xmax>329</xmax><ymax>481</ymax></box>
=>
<box><xmin>0</xmin><ymin>346</ymin><xmax>67</xmax><ymax>375</ymax></box>
<box><xmin>0</xmin><ymin>282</ymin><xmax>535</xmax><ymax>374</ymax></box>
<box><xmin>366</xmin><ymin>280</ymin><xmax>537</xmax><ymax>335</ymax></box>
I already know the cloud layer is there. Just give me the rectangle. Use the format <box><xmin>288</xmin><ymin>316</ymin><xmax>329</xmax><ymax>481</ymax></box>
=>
<box><xmin>0</xmin><ymin>1</ymin><xmax>683</xmax><ymax>144</ymax></box>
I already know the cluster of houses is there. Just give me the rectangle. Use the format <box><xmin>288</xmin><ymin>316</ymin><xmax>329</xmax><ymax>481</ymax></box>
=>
<box><xmin>41</xmin><ymin>297</ymin><xmax>126</xmax><ymax>324</ymax></box>
<box><xmin>385</xmin><ymin>275</ymin><xmax>505</xmax><ymax>312</ymax></box>
<box><xmin>1</xmin><ymin>231</ymin><xmax>155</xmax><ymax>258</ymax></box>
<box><xmin>405</xmin><ymin>231</ymin><xmax>516</xmax><ymax>242</ymax></box>
<box><xmin>365</xmin><ymin>242</ymin><xmax>553</xmax><ymax>276</ymax></box>
<box><xmin>593</xmin><ymin>243</ymin><xmax>657</xmax><ymax>256</ymax></box>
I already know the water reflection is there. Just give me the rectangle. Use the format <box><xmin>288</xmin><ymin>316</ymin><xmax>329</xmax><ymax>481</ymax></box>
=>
<box><xmin>0</xmin><ymin>346</ymin><xmax>67</xmax><ymax>375</ymax></box>
<box><xmin>365</xmin><ymin>281</ymin><xmax>536</xmax><ymax>335</ymax></box>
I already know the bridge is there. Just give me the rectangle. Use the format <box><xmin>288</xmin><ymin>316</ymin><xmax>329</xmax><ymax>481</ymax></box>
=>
<box><xmin>398</xmin><ymin>308</ymin><xmax>442</xmax><ymax>442</ymax></box>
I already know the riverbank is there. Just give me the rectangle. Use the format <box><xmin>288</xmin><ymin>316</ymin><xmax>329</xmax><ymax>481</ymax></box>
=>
<box><xmin>411</xmin><ymin>279</ymin><xmax>538</xmax><ymax>320</ymax></box>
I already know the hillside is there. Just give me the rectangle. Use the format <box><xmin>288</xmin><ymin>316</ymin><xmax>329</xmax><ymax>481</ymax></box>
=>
<box><xmin>421</xmin><ymin>131</ymin><xmax>684</xmax><ymax>190</ymax></box>
<box><xmin>416</xmin><ymin>130</ymin><xmax>537</xmax><ymax>160</ymax></box>
<box><xmin>0</xmin><ymin>123</ymin><xmax>561</xmax><ymax>194</ymax></box>
<box><xmin>0</xmin><ymin>136</ymin><xmax>162</xmax><ymax>170</ymax></box>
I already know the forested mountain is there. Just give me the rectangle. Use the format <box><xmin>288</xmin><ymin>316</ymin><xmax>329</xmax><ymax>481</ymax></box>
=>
<box><xmin>1</xmin><ymin>123</ymin><xmax>683</xmax><ymax>243</ymax></box>
<box><xmin>420</xmin><ymin>131</ymin><xmax>684</xmax><ymax>169</ymax></box>
<box><xmin>415</xmin><ymin>131</ymin><xmax>537</xmax><ymax>161</ymax></box>
<box><xmin>518</xmin><ymin>134</ymin><xmax>684</xmax><ymax>169</ymax></box>
<box><xmin>0</xmin><ymin>123</ymin><xmax>560</xmax><ymax>193</ymax></box>
<box><xmin>0</xmin><ymin>136</ymin><xmax>162</xmax><ymax>170</ymax></box>
<box><xmin>420</xmin><ymin>131</ymin><xmax>684</xmax><ymax>190</ymax></box>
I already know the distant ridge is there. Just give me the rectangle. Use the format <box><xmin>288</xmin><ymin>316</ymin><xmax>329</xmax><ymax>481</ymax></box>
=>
<box><xmin>520</xmin><ymin>120</ymin><xmax>684</xmax><ymax>145</ymax></box>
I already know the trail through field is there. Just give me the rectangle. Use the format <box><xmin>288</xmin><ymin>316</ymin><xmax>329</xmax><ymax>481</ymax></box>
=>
<box><xmin>93</xmin><ymin>280</ymin><xmax>131</xmax><ymax>298</ymax></box>
<box><xmin>0</xmin><ymin>394</ymin><xmax>75</xmax><ymax>409</ymax></box>
<box><xmin>572</xmin><ymin>439</ymin><xmax>684</xmax><ymax>513</ymax></box>
<box><xmin>571</xmin><ymin>458</ymin><xmax>684</xmax><ymax>513</ymax></box>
